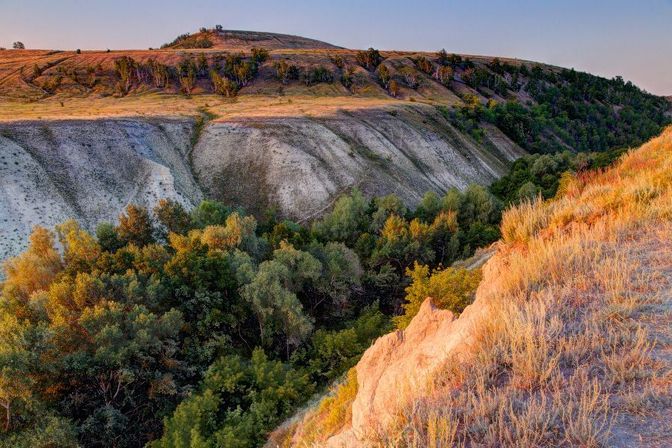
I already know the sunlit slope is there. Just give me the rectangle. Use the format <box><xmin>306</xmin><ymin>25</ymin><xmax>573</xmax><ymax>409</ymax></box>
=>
<box><xmin>275</xmin><ymin>127</ymin><xmax>672</xmax><ymax>447</ymax></box>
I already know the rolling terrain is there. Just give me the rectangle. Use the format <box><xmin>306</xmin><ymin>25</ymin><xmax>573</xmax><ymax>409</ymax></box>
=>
<box><xmin>0</xmin><ymin>29</ymin><xmax>669</xmax><ymax>262</ymax></box>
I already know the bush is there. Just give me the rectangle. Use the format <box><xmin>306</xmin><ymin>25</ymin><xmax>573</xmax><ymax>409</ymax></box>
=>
<box><xmin>355</xmin><ymin>47</ymin><xmax>383</xmax><ymax>70</ymax></box>
<box><xmin>251</xmin><ymin>47</ymin><xmax>269</xmax><ymax>64</ymax></box>
<box><xmin>302</xmin><ymin>66</ymin><xmax>333</xmax><ymax>86</ymax></box>
<box><xmin>394</xmin><ymin>263</ymin><xmax>482</xmax><ymax>329</ymax></box>
<box><xmin>274</xmin><ymin>60</ymin><xmax>300</xmax><ymax>84</ymax></box>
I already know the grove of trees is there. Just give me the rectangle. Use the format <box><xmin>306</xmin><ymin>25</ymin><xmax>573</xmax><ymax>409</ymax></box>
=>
<box><xmin>0</xmin><ymin>184</ymin><xmax>503</xmax><ymax>447</ymax></box>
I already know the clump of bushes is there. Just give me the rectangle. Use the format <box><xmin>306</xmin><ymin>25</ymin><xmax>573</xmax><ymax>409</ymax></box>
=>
<box><xmin>356</xmin><ymin>47</ymin><xmax>383</xmax><ymax>70</ymax></box>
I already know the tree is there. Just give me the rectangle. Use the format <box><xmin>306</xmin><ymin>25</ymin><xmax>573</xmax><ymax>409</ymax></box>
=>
<box><xmin>355</xmin><ymin>47</ymin><xmax>383</xmax><ymax>70</ymax></box>
<box><xmin>2</xmin><ymin>226</ymin><xmax>62</xmax><ymax>311</ymax></box>
<box><xmin>437</xmin><ymin>49</ymin><xmax>449</xmax><ymax>66</ymax></box>
<box><xmin>273</xmin><ymin>60</ymin><xmax>299</xmax><ymax>84</ymax></box>
<box><xmin>95</xmin><ymin>222</ymin><xmax>122</xmax><ymax>252</ymax></box>
<box><xmin>117</xmin><ymin>204</ymin><xmax>154</xmax><ymax>247</ymax></box>
<box><xmin>191</xmin><ymin>200</ymin><xmax>232</xmax><ymax>227</ymax></box>
<box><xmin>394</xmin><ymin>263</ymin><xmax>482</xmax><ymax>329</ymax></box>
<box><xmin>56</xmin><ymin>220</ymin><xmax>101</xmax><ymax>273</ymax></box>
<box><xmin>178</xmin><ymin>57</ymin><xmax>197</xmax><ymax>94</ymax></box>
<box><xmin>309</xmin><ymin>242</ymin><xmax>363</xmax><ymax>317</ymax></box>
<box><xmin>376</xmin><ymin>64</ymin><xmax>391</xmax><ymax>89</ymax></box>
<box><xmin>12</xmin><ymin>42</ymin><xmax>25</xmax><ymax>50</ymax></box>
<box><xmin>241</xmin><ymin>243</ymin><xmax>320</xmax><ymax>353</ymax></box>
<box><xmin>154</xmin><ymin>198</ymin><xmax>192</xmax><ymax>236</ymax></box>
<box><xmin>147</xmin><ymin>58</ymin><xmax>170</xmax><ymax>88</ymax></box>
<box><xmin>415</xmin><ymin>56</ymin><xmax>433</xmax><ymax>74</ymax></box>
<box><xmin>251</xmin><ymin>47</ymin><xmax>269</xmax><ymax>64</ymax></box>
<box><xmin>388</xmin><ymin>79</ymin><xmax>399</xmax><ymax>97</ymax></box>
<box><xmin>151</xmin><ymin>349</ymin><xmax>312</xmax><ymax>448</ymax></box>
<box><xmin>211</xmin><ymin>70</ymin><xmax>239</xmax><ymax>97</ymax></box>
<box><xmin>113</xmin><ymin>56</ymin><xmax>136</xmax><ymax>95</ymax></box>
<box><xmin>433</xmin><ymin>65</ymin><xmax>453</xmax><ymax>86</ymax></box>
<box><xmin>399</xmin><ymin>67</ymin><xmax>419</xmax><ymax>89</ymax></box>
<box><xmin>312</xmin><ymin>190</ymin><xmax>368</xmax><ymax>244</ymax></box>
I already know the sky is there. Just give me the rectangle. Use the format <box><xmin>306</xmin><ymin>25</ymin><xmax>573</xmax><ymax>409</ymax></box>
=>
<box><xmin>1</xmin><ymin>0</ymin><xmax>670</xmax><ymax>95</ymax></box>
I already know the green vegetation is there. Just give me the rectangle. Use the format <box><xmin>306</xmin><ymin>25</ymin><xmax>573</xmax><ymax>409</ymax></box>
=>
<box><xmin>490</xmin><ymin>148</ymin><xmax>625</xmax><ymax>204</ymax></box>
<box><xmin>447</xmin><ymin>63</ymin><xmax>669</xmax><ymax>154</ymax></box>
<box><xmin>0</xmin><ymin>182</ymin><xmax>502</xmax><ymax>447</ymax></box>
<box><xmin>161</xmin><ymin>33</ymin><xmax>213</xmax><ymax>49</ymax></box>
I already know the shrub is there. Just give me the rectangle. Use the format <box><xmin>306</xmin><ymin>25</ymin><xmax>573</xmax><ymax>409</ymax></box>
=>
<box><xmin>433</xmin><ymin>65</ymin><xmax>453</xmax><ymax>86</ymax></box>
<box><xmin>394</xmin><ymin>263</ymin><xmax>482</xmax><ymax>329</ymax></box>
<box><xmin>389</xmin><ymin>79</ymin><xmax>399</xmax><ymax>97</ymax></box>
<box><xmin>329</xmin><ymin>54</ymin><xmax>345</xmax><ymax>69</ymax></box>
<box><xmin>251</xmin><ymin>47</ymin><xmax>269</xmax><ymax>64</ymax></box>
<box><xmin>210</xmin><ymin>70</ymin><xmax>238</xmax><ymax>97</ymax></box>
<box><xmin>177</xmin><ymin>57</ymin><xmax>197</xmax><ymax>94</ymax></box>
<box><xmin>399</xmin><ymin>67</ymin><xmax>419</xmax><ymax>89</ymax></box>
<box><xmin>355</xmin><ymin>47</ymin><xmax>383</xmax><ymax>70</ymax></box>
<box><xmin>114</xmin><ymin>56</ymin><xmax>137</xmax><ymax>95</ymax></box>
<box><xmin>415</xmin><ymin>56</ymin><xmax>433</xmax><ymax>74</ymax></box>
<box><xmin>303</xmin><ymin>66</ymin><xmax>333</xmax><ymax>86</ymax></box>
<box><xmin>13</xmin><ymin>41</ymin><xmax>25</xmax><ymax>49</ymax></box>
<box><xmin>340</xmin><ymin>65</ymin><xmax>355</xmax><ymax>88</ymax></box>
<box><xmin>376</xmin><ymin>64</ymin><xmax>391</xmax><ymax>89</ymax></box>
<box><xmin>273</xmin><ymin>60</ymin><xmax>300</xmax><ymax>84</ymax></box>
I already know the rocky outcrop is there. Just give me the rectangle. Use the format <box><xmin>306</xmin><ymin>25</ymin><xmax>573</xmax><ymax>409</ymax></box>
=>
<box><xmin>193</xmin><ymin>105</ymin><xmax>523</xmax><ymax>219</ymax></box>
<box><xmin>0</xmin><ymin>118</ymin><xmax>202</xmax><ymax>261</ymax></box>
<box><xmin>0</xmin><ymin>106</ymin><xmax>523</xmax><ymax>264</ymax></box>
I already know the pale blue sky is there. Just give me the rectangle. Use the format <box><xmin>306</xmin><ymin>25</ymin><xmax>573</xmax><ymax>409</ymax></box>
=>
<box><xmin>1</xmin><ymin>0</ymin><xmax>670</xmax><ymax>95</ymax></box>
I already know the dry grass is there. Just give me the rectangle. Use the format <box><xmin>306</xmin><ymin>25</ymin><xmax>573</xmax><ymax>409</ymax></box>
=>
<box><xmin>275</xmin><ymin>128</ymin><xmax>672</xmax><ymax>447</ymax></box>
<box><xmin>268</xmin><ymin>368</ymin><xmax>359</xmax><ymax>447</ymax></box>
<box><xmin>359</xmin><ymin>127</ymin><xmax>672</xmax><ymax>447</ymax></box>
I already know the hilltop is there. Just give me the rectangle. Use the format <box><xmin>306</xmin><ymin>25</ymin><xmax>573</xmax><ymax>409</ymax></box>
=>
<box><xmin>162</xmin><ymin>28</ymin><xmax>342</xmax><ymax>50</ymax></box>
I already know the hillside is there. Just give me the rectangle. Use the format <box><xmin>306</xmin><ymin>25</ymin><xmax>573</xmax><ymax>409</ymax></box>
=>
<box><xmin>162</xmin><ymin>29</ymin><xmax>342</xmax><ymax>50</ymax></box>
<box><xmin>0</xmin><ymin>30</ymin><xmax>669</xmax><ymax>263</ymax></box>
<box><xmin>274</xmin><ymin>127</ymin><xmax>672</xmax><ymax>447</ymax></box>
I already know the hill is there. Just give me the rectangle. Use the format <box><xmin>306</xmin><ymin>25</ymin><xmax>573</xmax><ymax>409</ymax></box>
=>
<box><xmin>162</xmin><ymin>28</ymin><xmax>342</xmax><ymax>50</ymax></box>
<box><xmin>0</xmin><ymin>31</ymin><xmax>669</xmax><ymax>264</ymax></box>
<box><xmin>273</xmin><ymin>127</ymin><xmax>672</xmax><ymax>447</ymax></box>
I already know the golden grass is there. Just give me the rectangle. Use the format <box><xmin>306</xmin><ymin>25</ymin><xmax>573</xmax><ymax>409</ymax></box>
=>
<box><xmin>268</xmin><ymin>368</ymin><xmax>358</xmax><ymax>447</ymax></box>
<box><xmin>0</xmin><ymin>93</ymin><xmax>415</xmax><ymax>122</ymax></box>
<box><xmin>373</xmin><ymin>127</ymin><xmax>672</xmax><ymax>447</ymax></box>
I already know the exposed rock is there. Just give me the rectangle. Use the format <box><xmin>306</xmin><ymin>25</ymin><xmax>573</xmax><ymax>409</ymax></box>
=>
<box><xmin>0</xmin><ymin>118</ymin><xmax>202</xmax><ymax>262</ymax></box>
<box><xmin>0</xmin><ymin>106</ymin><xmax>523</xmax><ymax>264</ymax></box>
<box><xmin>324</xmin><ymin>246</ymin><xmax>504</xmax><ymax>447</ymax></box>
<box><xmin>194</xmin><ymin>105</ymin><xmax>523</xmax><ymax>220</ymax></box>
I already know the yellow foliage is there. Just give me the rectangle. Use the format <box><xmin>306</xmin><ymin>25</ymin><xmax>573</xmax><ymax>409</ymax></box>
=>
<box><xmin>2</xmin><ymin>226</ymin><xmax>62</xmax><ymax>308</ymax></box>
<box><xmin>381</xmin><ymin>214</ymin><xmax>409</xmax><ymax>242</ymax></box>
<box><xmin>394</xmin><ymin>262</ymin><xmax>482</xmax><ymax>329</ymax></box>
<box><xmin>56</xmin><ymin>219</ymin><xmax>101</xmax><ymax>270</ymax></box>
<box><xmin>200</xmin><ymin>213</ymin><xmax>256</xmax><ymax>252</ymax></box>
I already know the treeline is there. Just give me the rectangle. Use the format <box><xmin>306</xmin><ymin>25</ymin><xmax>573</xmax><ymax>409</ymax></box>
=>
<box><xmin>112</xmin><ymin>49</ymin><xmax>269</xmax><ymax>96</ymax></box>
<box><xmin>444</xmin><ymin>58</ymin><xmax>670</xmax><ymax>154</ymax></box>
<box><xmin>0</xmin><ymin>184</ymin><xmax>502</xmax><ymax>447</ymax></box>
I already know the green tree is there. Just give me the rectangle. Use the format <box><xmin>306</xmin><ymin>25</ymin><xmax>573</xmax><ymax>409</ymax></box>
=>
<box><xmin>117</xmin><ymin>204</ymin><xmax>155</xmax><ymax>247</ymax></box>
<box><xmin>394</xmin><ymin>263</ymin><xmax>482</xmax><ymax>329</ymax></box>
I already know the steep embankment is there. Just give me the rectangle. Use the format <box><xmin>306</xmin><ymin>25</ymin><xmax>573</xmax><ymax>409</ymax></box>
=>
<box><xmin>275</xmin><ymin>127</ymin><xmax>672</xmax><ymax>447</ymax></box>
<box><xmin>0</xmin><ymin>106</ymin><xmax>521</xmax><ymax>261</ymax></box>
<box><xmin>193</xmin><ymin>104</ymin><xmax>521</xmax><ymax>219</ymax></box>
<box><xmin>0</xmin><ymin>119</ymin><xmax>202</xmax><ymax>261</ymax></box>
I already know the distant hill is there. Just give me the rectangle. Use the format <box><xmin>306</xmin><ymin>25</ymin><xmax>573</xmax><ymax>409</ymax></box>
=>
<box><xmin>162</xmin><ymin>28</ymin><xmax>342</xmax><ymax>50</ymax></box>
<box><xmin>0</xmin><ymin>30</ymin><xmax>669</xmax><ymax>263</ymax></box>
